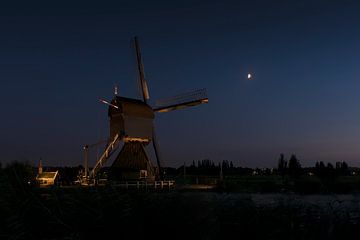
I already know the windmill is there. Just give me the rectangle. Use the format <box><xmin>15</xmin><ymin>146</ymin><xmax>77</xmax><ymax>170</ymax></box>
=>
<box><xmin>86</xmin><ymin>36</ymin><xmax>208</xmax><ymax>183</ymax></box>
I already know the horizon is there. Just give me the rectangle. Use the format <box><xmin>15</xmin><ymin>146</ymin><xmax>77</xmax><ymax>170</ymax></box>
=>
<box><xmin>4</xmin><ymin>155</ymin><xmax>358</xmax><ymax>170</ymax></box>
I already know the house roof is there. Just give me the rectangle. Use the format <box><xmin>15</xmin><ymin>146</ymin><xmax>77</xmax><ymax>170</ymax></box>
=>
<box><xmin>37</xmin><ymin>171</ymin><xmax>58</xmax><ymax>180</ymax></box>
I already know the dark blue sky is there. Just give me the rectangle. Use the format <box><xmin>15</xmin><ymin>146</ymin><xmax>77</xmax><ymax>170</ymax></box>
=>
<box><xmin>1</xmin><ymin>0</ymin><xmax>360</xmax><ymax>168</ymax></box>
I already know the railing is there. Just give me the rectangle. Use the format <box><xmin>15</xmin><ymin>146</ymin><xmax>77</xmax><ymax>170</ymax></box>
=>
<box><xmin>111</xmin><ymin>180</ymin><xmax>175</xmax><ymax>189</ymax></box>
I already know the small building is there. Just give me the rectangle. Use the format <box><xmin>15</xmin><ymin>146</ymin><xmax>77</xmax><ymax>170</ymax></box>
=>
<box><xmin>35</xmin><ymin>158</ymin><xmax>59</xmax><ymax>187</ymax></box>
<box><xmin>36</xmin><ymin>171</ymin><xmax>59</xmax><ymax>187</ymax></box>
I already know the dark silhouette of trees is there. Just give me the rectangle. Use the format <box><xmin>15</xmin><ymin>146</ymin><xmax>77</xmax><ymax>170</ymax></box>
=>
<box><xmin>335</xmin><ymin>161</ymin><xmax>349</xmax><ymax>175</ymax></box>
<box><xmin>221</xmin><ymin>160</ymin><xmax>232</xmax><ymax>169</ymax></box>
<box><xmin>183</xmin><ymin>159</ymin><xmax>240</xmax><ymax>176</ymax></box>
<box><xmin>198</xmin><ymin>159</ymin><xmax>215</xmax><ymax>169</ymax></box>
<box><xmin>315</xmin><ymin>161</ymin><xmax>326</xmax><ymax>177</ymax></box>
<box><xmin>327</xmin><ymin>163</ymin><xmax>334</xmax><ymax>169</ymax></box>
<box><xmin>188</xmin><ymin>159</ymin><xmax>219</xmax><ymax>175</ymax></box>
<box><xmin>288</xmin><ymin>154</ymin><xmax>302</xmax><ymax>176</ymax></box>
<box><xmin>1</xmin><ymin>161</ymin><xmax>35</xmax><ymax>188</ymax></box>
<box><xmin>315</xmin><ymin>161</ymin><xmax>350</xmax><ymax>177</ymax></box>
<box><xmin>277</xmin><ymin>153</ymin><xmax>287</xmax><ymax>176</ymax></box>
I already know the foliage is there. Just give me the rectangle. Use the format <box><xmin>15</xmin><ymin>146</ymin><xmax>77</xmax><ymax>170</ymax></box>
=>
<box><xmin>288</xmin><ymin>154</ymin><xmax>302</xmax><ymax>176</ymax></box>
<box><xmin>277</xmin><ymin>153</ymin><xmax>287</xmax><ymax>176</ymax></box>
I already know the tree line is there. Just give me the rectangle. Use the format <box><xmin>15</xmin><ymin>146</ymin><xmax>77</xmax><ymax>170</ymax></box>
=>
<box><xmin>175</xmin><ymin>154</ymin><xmax>353</xmax><ymax>177</ymax></box>
<box><xmin>277</xmin><ymin>153</ymin><xmax>351</xmax><ymax>177</ymax></box>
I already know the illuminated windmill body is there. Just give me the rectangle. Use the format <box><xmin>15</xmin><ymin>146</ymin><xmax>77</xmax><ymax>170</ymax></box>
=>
<box><xmin>87</xmin><ymin>37</ymin><xmax>208</xmax><ymax>182</ymax></box>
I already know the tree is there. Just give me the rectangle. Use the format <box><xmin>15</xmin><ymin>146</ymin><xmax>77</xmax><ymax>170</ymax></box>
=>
<box><xmin>315</xmin><ymin>161</ymin><xmax>326</xmax><ymax>176</ymax></box>
<box><xmin>341</xmin><ymin>161</ymin><xmax>348</xmax><ymax>170</ymax></box>
<box><xmin>222</xmin><ymin>160</ymin><xmax>229</xmax><ymax>170</ymax></box>
<box><xmin>335</xmin><ymin>161</ymin><xmax>341</xmax><ymax>169</ymax></box>
<box><xmin>341</xmin><ymin>161</ymin><xmax>349</xmax><ymax>175</ymax></box>
<box><xmin>230</xmin><ymin>161</ymin><xmax>234</xmax><ymax>168</ymax></box>
<box><xmin>335</xmin><ymin>161</ymin><xmax>349</xmax><ymax>175</ymax></box>
<box><xmin>277</xmin><ymin>153</ymin><xmax>287</xmax><ymax>176</ymax></box>
<box><xmin>5</xmin><ymin>161</ymin><xmax>35</xmax><ymax>186</ymax></box>
<box><xmin>288</xmin><ymin>154</ymin><xmax>302</xmax><ymax>176</ymax></box>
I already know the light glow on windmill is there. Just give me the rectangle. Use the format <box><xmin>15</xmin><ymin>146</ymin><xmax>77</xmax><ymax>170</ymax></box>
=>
<box><xmin>99</xmin><ymin>99</ymin><xmax>119</xmax><ymax>109</ymax></box>
<box><xmin>247</xmin><ymin>73</ymin><xmax>252</xmax><ymax>80</ymax></box>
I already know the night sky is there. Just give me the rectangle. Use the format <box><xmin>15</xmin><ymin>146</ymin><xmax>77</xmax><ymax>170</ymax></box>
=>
<box><xmin>2</xmin><ymin>0</ymin><xmax>360</xmax><ymax>168</ymax></box>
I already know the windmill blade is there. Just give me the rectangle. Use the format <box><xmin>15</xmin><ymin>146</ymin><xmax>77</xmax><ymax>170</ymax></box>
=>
<box><xmin>153</xmin><ymin>88</ymin><xmax>208</xmax><ymax>113</ymax></box>
<box><xmin>134</xmin><ymin>36</ymin><xmax>150</xmax><ymax>103</ymax></box>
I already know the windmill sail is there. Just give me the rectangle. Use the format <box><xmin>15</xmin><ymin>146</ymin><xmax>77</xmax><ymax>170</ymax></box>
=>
<box><xmin>134</xmin><ymin>36</ymin><xmax>150</xmax><ymax>102</ymax></box>
<box><xmin>134</xmin><ymin>36</ymin><xmax>162</xmax><ymax>179</ymax></box>
<box><xmin>153</xmin><ymin>88</ymin><xmax>208</xmax><ymax>113</ymax></box>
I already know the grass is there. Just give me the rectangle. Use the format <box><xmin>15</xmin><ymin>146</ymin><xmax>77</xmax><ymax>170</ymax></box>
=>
<box><xmin>2</xmin><ymin>185</ymin><xmax>360</xmax><ymax>239</ymax></box>
<box><xmin>2</xmin><ymin>163</ymin><xmax>360</xmax><ymax>239</ymax></box>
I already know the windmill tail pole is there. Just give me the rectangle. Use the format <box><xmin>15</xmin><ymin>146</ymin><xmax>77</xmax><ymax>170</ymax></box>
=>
<box><xmin>152</xmin><ymin>126</ymin><xmax>163</xmax><ymax>180</ymax></box>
